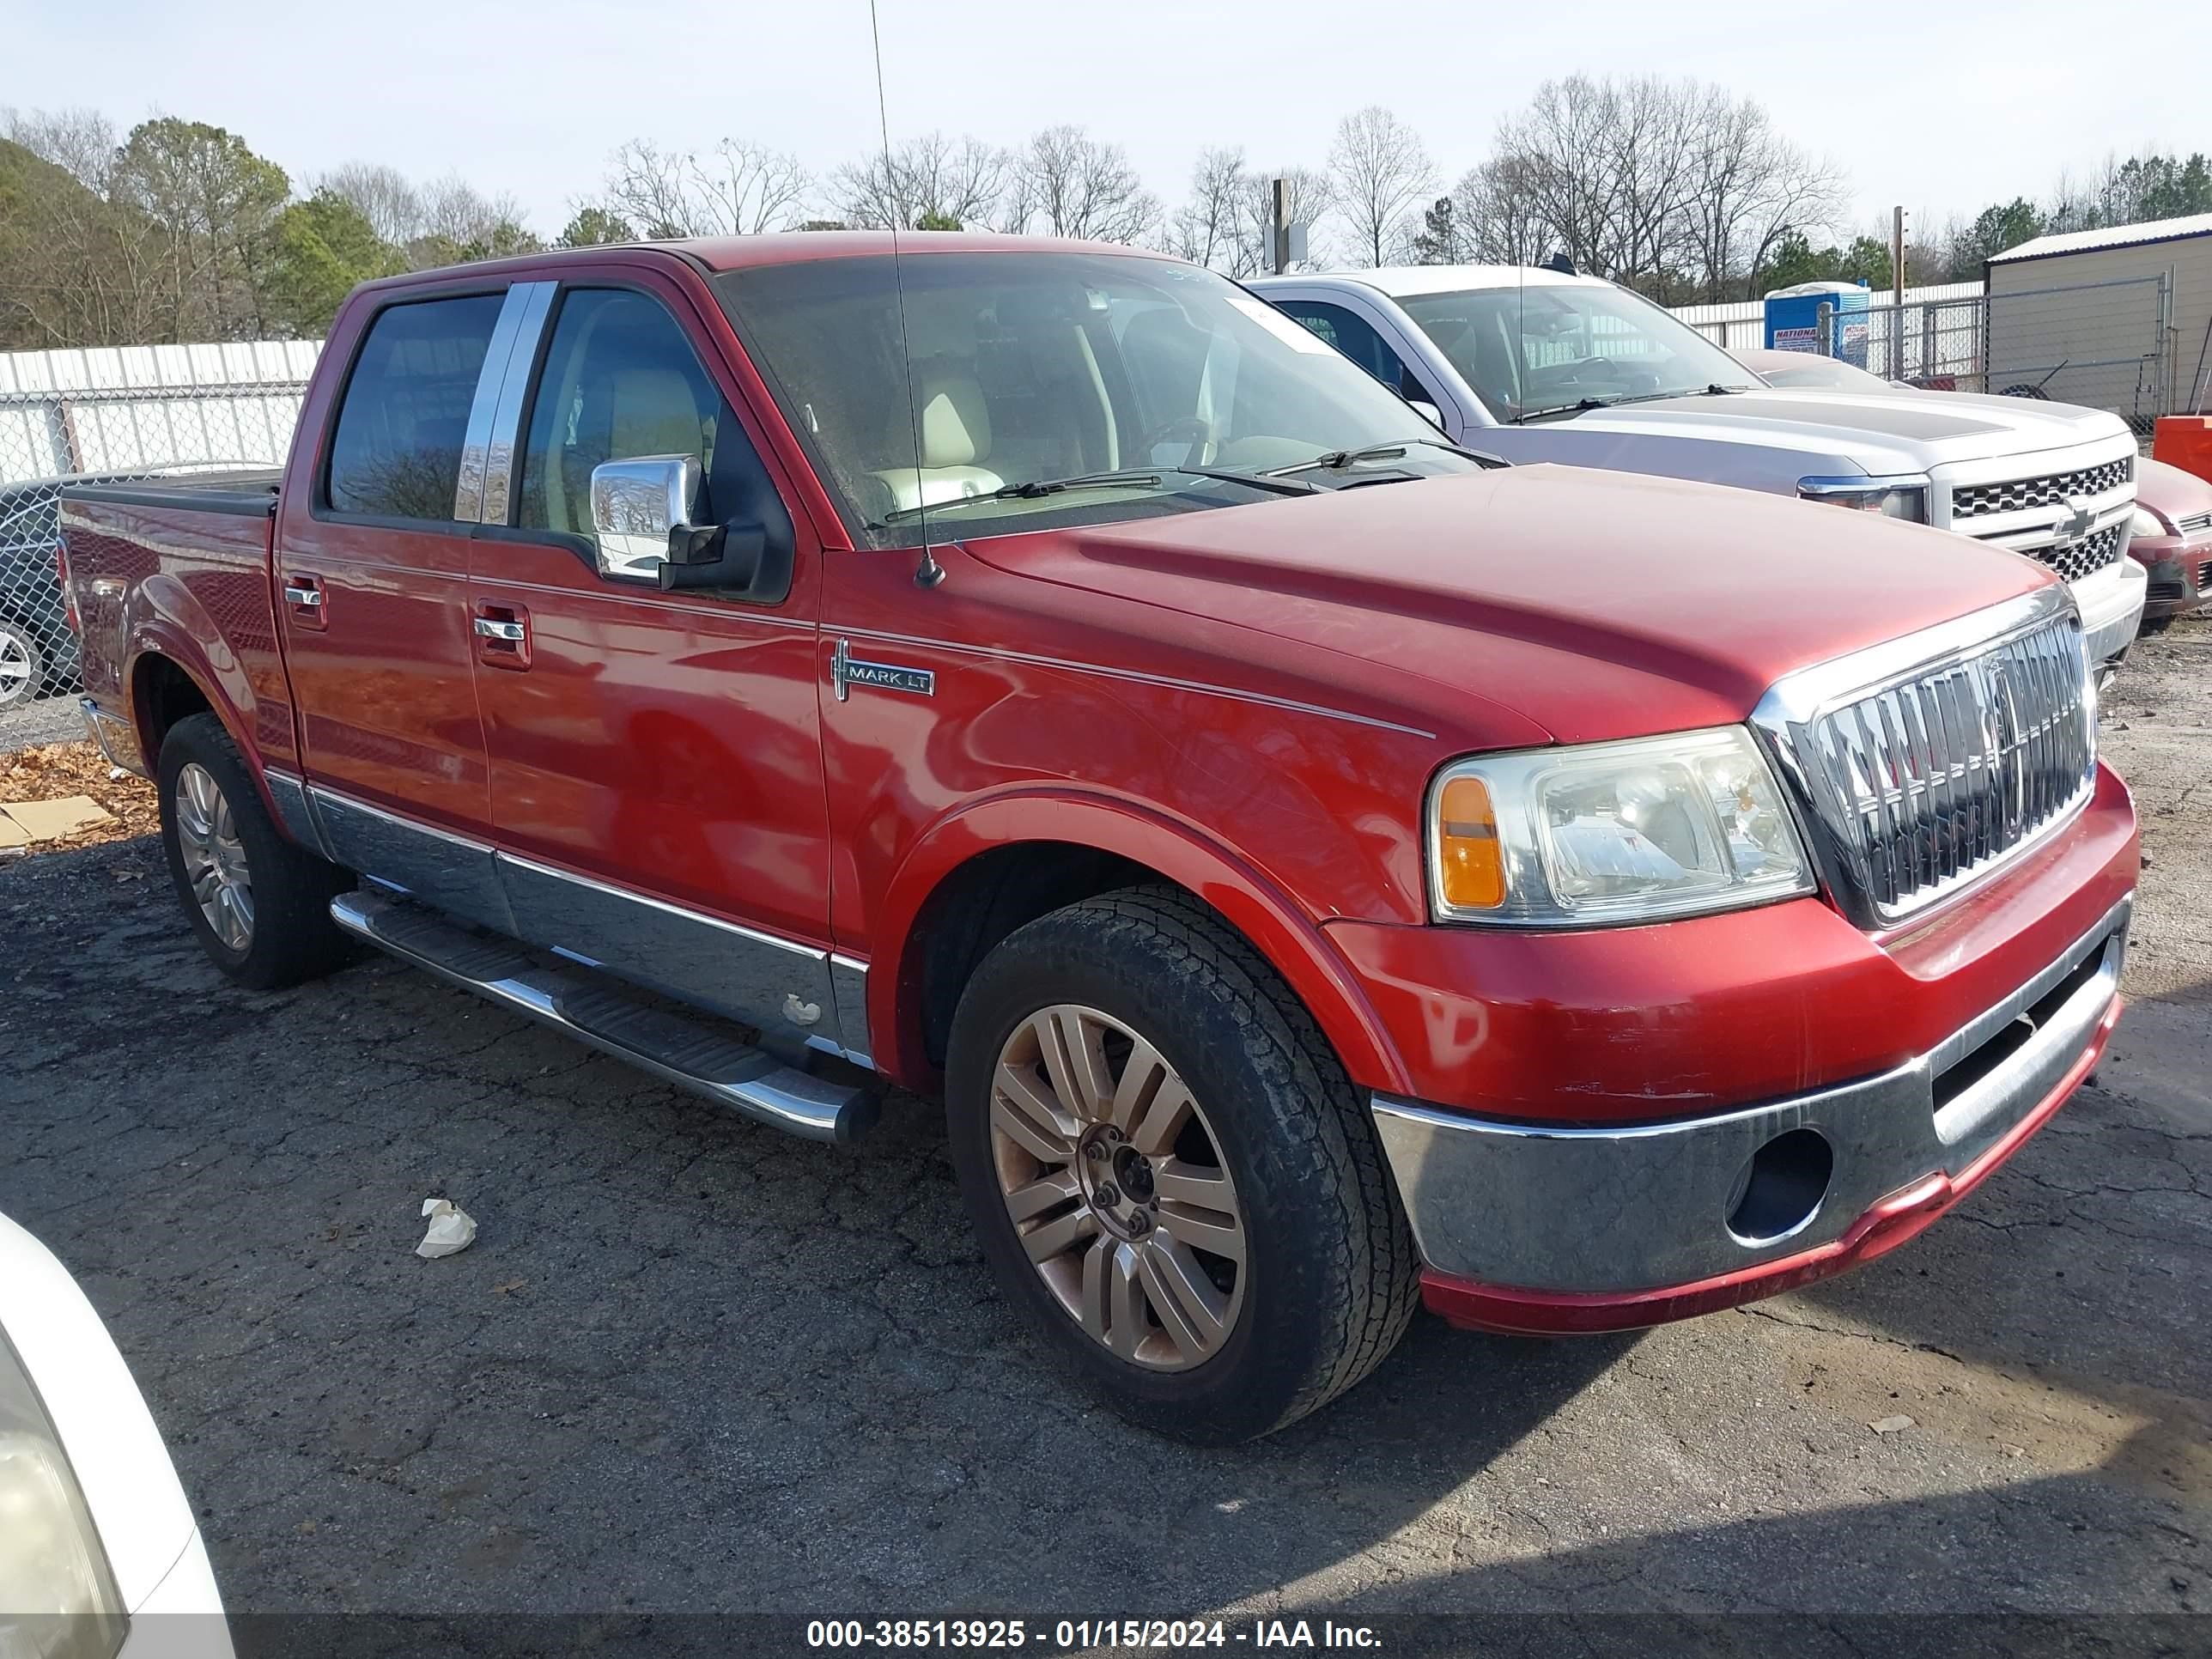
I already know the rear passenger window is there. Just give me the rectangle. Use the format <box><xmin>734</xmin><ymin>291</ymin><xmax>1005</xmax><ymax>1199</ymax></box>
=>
<box><xmin>325</xmin><ymin>294</ymin><xmax>504</xmax><ymax>521</ymax></box>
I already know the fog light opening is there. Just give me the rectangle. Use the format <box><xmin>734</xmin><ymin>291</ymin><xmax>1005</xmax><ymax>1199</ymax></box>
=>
<box><xmin>1726</xmin><ymin>1127</ymin><xmax>1834</xmax><ymax>1246</ymax></box>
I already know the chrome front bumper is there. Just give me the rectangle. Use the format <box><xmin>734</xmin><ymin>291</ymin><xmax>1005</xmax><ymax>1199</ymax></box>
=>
<box><xmin>1372</xmin><ymin>895</ymin><xmax>2130</xmax><ymax>1295</ymax></box>
<box><xmin>2077</xmin><ymin>558</ymin><xmax>2148</xmax><ymax>665</ymax></box>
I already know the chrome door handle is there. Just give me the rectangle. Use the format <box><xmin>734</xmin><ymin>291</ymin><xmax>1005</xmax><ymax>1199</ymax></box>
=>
<box><xmin>472</xmin><ymin>617</ymin><xmax>526</xmax><ymax>642</ymax></box>
<box><xmin>282</xmin><ymin>582</ymin><xmax>322</xmax><ymax>607</ymax></box>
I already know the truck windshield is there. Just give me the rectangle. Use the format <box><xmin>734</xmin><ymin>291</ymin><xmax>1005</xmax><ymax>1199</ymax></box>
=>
<box><xmin>714</xmin><ymin>252</ymin><xmax>1454</xmax><ymax>547</ymax></box>
<box><xmin>1396</xmin><ymin>283</ymin><xmax>1759</xmax><ymax>422</ymax></box>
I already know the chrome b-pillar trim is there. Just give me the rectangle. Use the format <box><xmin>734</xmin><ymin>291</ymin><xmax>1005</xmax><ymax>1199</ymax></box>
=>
<box><xmin>452</xmin><ymin>280</ymin><xmax>557</xmax><ymax>524</ymax></box>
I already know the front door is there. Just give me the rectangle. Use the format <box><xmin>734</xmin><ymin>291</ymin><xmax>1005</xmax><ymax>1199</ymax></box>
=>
<box><xmin>276</xmin><ymin>285</ymin><xmax>534</xmax><ymax>928</ymax></box>
<box><xmin>465</xmin><ymin>279</ymin><xmax>844</xmax><ymax>1055</ymax></box>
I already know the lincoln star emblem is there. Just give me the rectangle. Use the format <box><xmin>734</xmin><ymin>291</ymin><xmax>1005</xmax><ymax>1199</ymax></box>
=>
<box><xmin>2055</xmin><ymin>497</ymin><xmax>2095</xmax><ymax>545</ymax></box>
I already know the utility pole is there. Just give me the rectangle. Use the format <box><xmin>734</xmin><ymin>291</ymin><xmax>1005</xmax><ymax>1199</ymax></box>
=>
<box><xmin>1891</xmin><ymin>204</ymin><xmax>1909</xmax><ymax>380</ymax></box>
<box><xmin>1273</xmin><ymin>177</ymin><xmax>1290</xmax><ymax>275</ymax></box>
<box><xmin>1892</xmin><ymin>204</ymin><xmax>1907</xmax><ymax>308</ymax></box>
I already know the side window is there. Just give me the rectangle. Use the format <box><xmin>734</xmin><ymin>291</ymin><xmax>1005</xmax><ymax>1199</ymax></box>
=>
<box><xmin>1275</xmin><ymin>301</ymin><xmax>1410</xmax><ymax>389</ymax></box>
<box><xmin>514</xmin><ymin>289</ymin><xmax>737</xmax><ymax>538</ymax></box>
<box><xmin>325</xmin><ymin>294</ymin><xmax>505</xmax><ymax>521</ymax></box>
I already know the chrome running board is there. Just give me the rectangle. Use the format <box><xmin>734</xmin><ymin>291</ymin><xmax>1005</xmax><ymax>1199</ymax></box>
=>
<box><xmin>331</xmin><ymin>890</ymin><xmax>877</xmax><ymax>1143</ymax></box>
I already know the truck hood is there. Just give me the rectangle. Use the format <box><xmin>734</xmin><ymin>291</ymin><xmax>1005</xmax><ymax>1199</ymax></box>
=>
<box><xmin>963</xmin><ymin>464</ymin><xmax>2054</xmax><ymax>748</ymax></box>
<box><xmin>1550</xmin><ymin>386</ymin><xmax>2128</xmax><ymax>477</ymax></box>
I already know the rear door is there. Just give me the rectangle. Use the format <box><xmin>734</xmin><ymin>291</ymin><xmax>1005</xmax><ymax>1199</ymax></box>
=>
<box><xmin>275</xmin><ymin>281</ymin><xmax>551</xmax><ymax>928</ymax></box>
<box><xmin>464</xmin><ymin>275</ymin><xmax>845</xmax><ymax>1054</ymax></box>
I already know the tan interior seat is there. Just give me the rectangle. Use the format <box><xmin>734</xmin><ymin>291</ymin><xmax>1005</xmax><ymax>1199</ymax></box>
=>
<box><xmin>868</xmin><ymin>298</ymin><xmax>1004</xmax><ymax>511</ymax></box>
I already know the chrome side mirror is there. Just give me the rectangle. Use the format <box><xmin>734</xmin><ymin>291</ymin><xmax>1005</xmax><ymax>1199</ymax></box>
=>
<box><xmin>588</xmin><ymin>454</ymin><xmax>701</xmax><ymax>581</ymax></box>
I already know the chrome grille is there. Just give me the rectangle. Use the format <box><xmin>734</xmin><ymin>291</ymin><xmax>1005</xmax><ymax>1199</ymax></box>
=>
<box><xmin>1952</xmin><ymin>459</ymin><xmax>2130</xmax><ymax>520</ymax></box>
<box><xmin>2033</xmin><ymin>521</ymin><xmax>2126</xmax><ymax>583</ymax></box>
<box><xmin>1796</xmin><ymin>616</ymin><xmax>2094</xmax><ymax>921</ymax></box>
<box><xmin>2176</xmin><ymin>509</ymin><xmax>2212</xmax><ymax>534</ymax></box>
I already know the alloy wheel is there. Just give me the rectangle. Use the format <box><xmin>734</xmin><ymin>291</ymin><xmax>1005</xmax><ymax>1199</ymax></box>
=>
<box><xmin>989</xmin><ymin>1004</ymin><xmax>1248</xmax><ymax>1370</ymax></box>
<box><xmin>0</xmin><ymin>626</ymin><xmax>34</xmax><ymax>705</ymax></box>
<box><xmin>173</xmin><ymin>762</ymin><xmax>253</xmax><ymax>951</ymax></box>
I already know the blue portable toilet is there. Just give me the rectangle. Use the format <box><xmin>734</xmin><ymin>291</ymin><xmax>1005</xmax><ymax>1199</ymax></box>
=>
<box><xmin>1763</xmin><ymin>281</ymin><xmax>1872</xmax><ymax>367</ymax></box>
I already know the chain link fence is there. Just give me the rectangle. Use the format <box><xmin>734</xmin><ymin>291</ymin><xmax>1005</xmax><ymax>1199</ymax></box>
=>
<box><xmin>1</xmin><ymin>343</ymin><xmax>314</xmax><ymax>711</ymax></box>
<box><xmin>1686</xmin><ymin>275</ymin><xmax>2176</xmax><ymax>438</ymax></box>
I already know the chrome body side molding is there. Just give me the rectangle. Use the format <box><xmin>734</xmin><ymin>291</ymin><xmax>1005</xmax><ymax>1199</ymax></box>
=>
<box><xmin>307</xmin><ymin>786</ymin><xmax>515</xmax><ymax>934</ymax></box>
<box><xmin>297</xmin><ymin>784</ymin><xmax>873</xmax><ymax>1064</ymax></box>
<box><xmin>330</xmin><ymin>890</ymin><xmax>875</xmax><ymax>1143</ymax></box>
<box><xmin>495</xmin><ymin>852</ymin><xmax>858</xmax><ymax>1056</ymax></box>
<box><xmin>259</xmin><ymin>767</ymin><xmax>325</xmax><ymax>856</ymax></box>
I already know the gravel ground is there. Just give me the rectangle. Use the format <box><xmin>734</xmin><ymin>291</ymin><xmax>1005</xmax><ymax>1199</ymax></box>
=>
<box><xmin>0</xmin><ymin>617</ymin><xmax>2205</xmax><ymax>1637</ymax></box>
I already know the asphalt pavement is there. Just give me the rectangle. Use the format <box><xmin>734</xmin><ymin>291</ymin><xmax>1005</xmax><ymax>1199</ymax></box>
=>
<box><xmin>0</xmin><ymin>619</ymin><xmax>2205</xmax><ymax>1638</ymax></box>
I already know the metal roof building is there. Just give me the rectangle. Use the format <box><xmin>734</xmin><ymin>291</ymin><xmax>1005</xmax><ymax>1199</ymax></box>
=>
<box><xmin>1987</xmin><ymin>213</ymin><xmax>2212</xmax><ymax>422</ymax></box>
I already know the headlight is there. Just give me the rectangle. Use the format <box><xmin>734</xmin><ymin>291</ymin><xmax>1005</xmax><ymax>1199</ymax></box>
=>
<box><xmin>1427</xmin><ymin>726</ymin><xmax>1816</xmax><ymax>926</ymax></box>
<box><xmin>0</xmin><ymin>1328</ymin><xmax>126</xmax><ymax>1657</ymax></box>
<box><xmin>2130</xmin><ymin>504</ymin><xmax>2170</xmax><ymax>539</ymax></box>
<box><xmin>1796</xmin><ymin>474</ymin><xmax>1930</xmax><ymax>522</ymax></box>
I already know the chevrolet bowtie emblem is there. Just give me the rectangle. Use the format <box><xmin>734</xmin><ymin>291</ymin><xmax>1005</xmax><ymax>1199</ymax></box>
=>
<box><xmin>2055</xmin><ymin>497</ymin><xmax>2096</xmax><ymax>544</ymax></box>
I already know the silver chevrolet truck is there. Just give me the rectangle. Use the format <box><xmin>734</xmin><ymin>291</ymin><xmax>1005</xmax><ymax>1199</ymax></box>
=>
<box><xmin>1252</xmin><ymin>264</ymin><xmax>2147</xmax><ymax>669</ymax></box>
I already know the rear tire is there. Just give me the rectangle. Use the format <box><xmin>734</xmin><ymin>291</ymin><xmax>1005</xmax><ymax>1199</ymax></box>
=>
<box><xmin>157</xmin><ymin>713</ymin><xmax>354</xmax><ymax>989</ymax></box>
<box><xmin>945</xmin><ymin>885</ymin><xmax>1419</xmax><ymax>1443</ymax></box>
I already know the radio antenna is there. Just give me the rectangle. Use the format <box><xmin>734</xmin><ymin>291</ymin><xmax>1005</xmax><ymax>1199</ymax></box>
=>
<box><xmin>868</xmin><ymin>0</ymin><xmax>945</xmax><ymax>589</ymax></box>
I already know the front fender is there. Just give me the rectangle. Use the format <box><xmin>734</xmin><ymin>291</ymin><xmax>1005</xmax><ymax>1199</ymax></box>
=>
<box><xmin>870</xmin><ymin>787</ymin><xmax>1415</xmax><ymax>1099</ymax></box>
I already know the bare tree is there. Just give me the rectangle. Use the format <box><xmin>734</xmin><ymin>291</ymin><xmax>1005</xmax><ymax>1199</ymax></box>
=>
<box><xmin>1002</xmin><ymin>125</ymin><xmax>1160</xmax><ymax>244</ymax></box>
<box><xmin>1488</xmin><ymin>76</ymin><xmax>1842</xmax><ymax>300</ymax></box>
<box><xmin>1328</xmin><ymin>107</ymin><xmax>1435</xmax><ymax>267</ymax></box>
<box><xmin>830</xmin><ymin>132</ymin><xmax>1008</xmax><ymax>230</ymax></box>
<box><xmin>1447</xmin><ymin>156</ymin><xmax>1552</xmax><ymax>265</ymax></box>
<box><xmin>1676</xmin><ymin>91</ymin><xmax>1844</xmax><ymax>301</ymax></box>
<box><xmin>1165</xmin><ymin>147</ymin><xmax>1251</xmax><ymax>271</ymax></box>
<box><xmin>318</xmin><ymin>161</ymin><xmax>424</xmax><ymax>245</ymax></box>
<box><xmin>596</xmin><ymin>138</ymin><xmax>809</xmax><ymax>239</ymax></box>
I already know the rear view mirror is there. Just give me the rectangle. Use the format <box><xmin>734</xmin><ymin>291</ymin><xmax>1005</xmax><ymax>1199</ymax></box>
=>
<box><xmin>589</xmin><ymin>455</ymin><xmax>702</xmax><ymax>582</ymax></box>
<box><xmin>1407</xmin><ymin>399</ymin><xmax>1445</xmax><ymax>431</ymax></box>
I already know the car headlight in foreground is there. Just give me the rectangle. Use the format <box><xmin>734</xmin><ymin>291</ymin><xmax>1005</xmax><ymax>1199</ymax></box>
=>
<box><xmin>0</xmin><ymin>1327</ymin><xmax>127</xmax><ymax>1659</ymax></box>
<box><xmin>1427</xmin><ymin>726</ymin><xmax>1816</xmax><ymax>926</ymax></box>
<box><xmin>2130</xmin><ymin>504</ymin><xmax>2171</xmax><ymax>540</ymax></box>
<box><xmin>1796</xmin><ymin>474</ymin><xmax>1930</xmax><ymax>522</ymax></box>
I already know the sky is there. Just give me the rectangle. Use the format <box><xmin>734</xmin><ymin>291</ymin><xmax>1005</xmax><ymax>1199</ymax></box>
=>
<box><xmin>6</xmin><ymin>0</ymin><xmax>2208</xmax><ymax>246</ymax></box>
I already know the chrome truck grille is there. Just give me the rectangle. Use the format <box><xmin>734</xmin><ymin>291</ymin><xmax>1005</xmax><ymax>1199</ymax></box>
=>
<box><xmin>2039</xmin><ymin>522</ymin><xmax>2125</xmax><ymax>584</ymax></box>
<box><xmin>1754</xmin><ymin>590</ymin><xmax>2095</xmax><ymax>927</ymax></box>
<box><xmin>1951</xmin><ymin>459</ymin><xmax>2130</xmax><ymax>519</ymax></box>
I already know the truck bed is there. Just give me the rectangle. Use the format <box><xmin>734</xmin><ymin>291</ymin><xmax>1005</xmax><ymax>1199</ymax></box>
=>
<box><xmin>61</xmin><ymin>467</ymin><xmax>300</xmax><ymax>773</ymax></box>
<box><xmin>60</xmin><ymin>468</ymin><xmax>283</xmax><ymax>519</ymax></box>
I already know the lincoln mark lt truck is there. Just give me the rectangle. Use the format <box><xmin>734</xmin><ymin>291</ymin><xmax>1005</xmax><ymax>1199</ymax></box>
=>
<box><xmin>61</xmin><ymin>234</ymin><xmax>2136</xmax><ymax>1443</ymax></box>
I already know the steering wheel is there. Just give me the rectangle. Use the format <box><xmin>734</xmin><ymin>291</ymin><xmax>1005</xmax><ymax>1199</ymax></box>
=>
<box><xmin>1133</xmin><ymin>416</ymin><xmax>1216</xmax><ymax>469</ymax></box>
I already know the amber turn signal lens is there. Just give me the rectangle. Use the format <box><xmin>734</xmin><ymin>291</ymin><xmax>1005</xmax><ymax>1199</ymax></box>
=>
<box><xmin>1436</xmin><ymin>775</ymin><xmax>1505</xmax><ymax>910</ymax></box>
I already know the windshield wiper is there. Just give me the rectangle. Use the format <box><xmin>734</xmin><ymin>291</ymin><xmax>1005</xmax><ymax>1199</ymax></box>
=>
<box><xmin>1264</xmin><ymin>438</ymin><xmax>1504</xmax><ymax>477</ymax></box>
<box><xmin>1513</xmin><ymin>397</ymin><xmax>1611</xmax><ymax>423</ymax></box>
<box><xmin>880</xmin><ymin>465</ymin><xmax>1316</xmax><ymax>523</ymax></box>
<box><xmin>1514</xmin><ymin>383</ymin><xmax>1753</xmax><ymax>423</ymax></box>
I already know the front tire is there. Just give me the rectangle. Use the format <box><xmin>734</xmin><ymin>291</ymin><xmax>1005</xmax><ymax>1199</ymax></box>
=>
<box><xmin>157</xmin><ymin>713</ymin><xmax>354</xmax><ymax>989</ymax></box>
<box><xmin>945</xmin><ymin>886</ymin><xmax>1419</xmax><ymax>1443</ymax></box>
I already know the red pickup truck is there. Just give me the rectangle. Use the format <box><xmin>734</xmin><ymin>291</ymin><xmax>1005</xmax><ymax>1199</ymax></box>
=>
<box><xmin>61</xmin><ymin>234</ymin><xmax>2136</xmax><ymax>1443</ymax></box>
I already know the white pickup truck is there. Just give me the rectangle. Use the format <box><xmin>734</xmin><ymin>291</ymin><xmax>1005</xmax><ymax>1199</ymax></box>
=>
<box><xmin>1250</xmin><ymin>265</ymin><xmax>2148</xmax><ymax>671</ymax></box>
